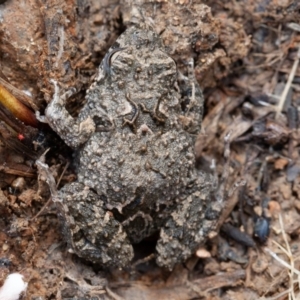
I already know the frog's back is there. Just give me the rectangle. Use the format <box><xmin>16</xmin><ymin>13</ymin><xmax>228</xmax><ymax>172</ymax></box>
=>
<box><xmin>77</xmin><ymin>129</ymin><xmax>196</xmax><ymax>214</ymax></box>
<box><xmin>75</xmin><ymin>24</ymin><xmax>203</xmax><ymax>242</ymax></box>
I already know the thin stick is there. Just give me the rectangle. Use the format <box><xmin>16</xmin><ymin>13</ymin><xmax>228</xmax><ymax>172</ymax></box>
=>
<box><xmin>275</xmin><ymin>44</ymin><xmax>300</xmax><ymax>119</ymax></box>
<box><xmin>279</xmin><ymin>213</ymin><xmax>296</xmax><ymax>300</ymax></box>
<box><xmin>264</xmin><ymin>247</ymin><xmax>300</xmax><ymax>276</ymax></box>
<box><xmin>32</xmin><ymin>161</ymin><xmax>69</xmax><ymax>220</ymax></box>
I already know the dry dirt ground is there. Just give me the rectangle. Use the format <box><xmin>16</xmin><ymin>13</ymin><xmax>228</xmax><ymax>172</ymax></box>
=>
<box><xmin>0</xmin><ymin>0</ymin><xmax>300</xmax><ymax>299</ymax></box>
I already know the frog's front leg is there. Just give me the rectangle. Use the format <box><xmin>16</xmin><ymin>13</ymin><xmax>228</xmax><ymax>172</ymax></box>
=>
<box><xmin>156</xmin><ymin>173</ymin><xmax>221</xmax><ymax>270</ymax></box>
<box><xmin>38</xmin><ymin>80</ymin><xmax>95</xmax><ymax>148</ymax></box>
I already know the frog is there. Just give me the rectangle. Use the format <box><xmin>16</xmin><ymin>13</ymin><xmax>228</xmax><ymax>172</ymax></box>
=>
<box><xmin>37</xmin><ymin>23</ymin><xmax>222</xmax><ymax>270</ymax></box>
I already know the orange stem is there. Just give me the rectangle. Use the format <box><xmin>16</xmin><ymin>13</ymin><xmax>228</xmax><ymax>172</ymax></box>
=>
<box><xmin>0</xmin><ymin>84</ymin><xmax>38</xmax><ymax>127</ymax></box>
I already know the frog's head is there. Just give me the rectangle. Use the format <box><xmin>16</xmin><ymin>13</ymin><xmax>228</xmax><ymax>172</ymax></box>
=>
<box><xmin>122</xmin><ymin>26</ymin><xmax>163</xmax><ymax>51</ymax></box>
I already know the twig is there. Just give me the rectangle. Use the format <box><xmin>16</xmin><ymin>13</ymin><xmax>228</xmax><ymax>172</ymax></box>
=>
<box><xmin>264</xmin><ymin>248</ymin><xmax>300</xmax><ymax>276</ymax></box>
<box><xmin>32</xmin><ymin>159</ymin><xmax>69</xmax><ymax>220</ymax></box>
<box><xmin>264</xmin><ymin>213</ymin><xmax>300</xmax><ymax>299</ymax></box>
<box><xmin>275</xmin><ymin>44</ymin><xmax>300</xmax><ymax>119</ymax></box>
<box><xmin>131</xmin><ymin>254</ymin><xmax>155</xmax><ymax>269</ymax></box>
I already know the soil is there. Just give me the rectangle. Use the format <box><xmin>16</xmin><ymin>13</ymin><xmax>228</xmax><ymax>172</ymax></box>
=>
<box><xmin>0</xmin><ymin>0</ymin><xmax>300</xmax><ymax>299</ymax></box>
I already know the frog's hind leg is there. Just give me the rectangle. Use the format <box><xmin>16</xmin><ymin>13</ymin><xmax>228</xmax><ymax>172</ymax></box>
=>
<box><xmin>156</xmin><ymin>134</ymin><xmax>238</xmax><ymax>270</ymax></box>
<box><xmin>56</xmin><ymin>182</ymin><xmax>134</xmax><ymax>268</ymax></box>
<box><xmin>36</xmin><ymin>156</ymin><xmax>133</xmax><ymax>267</ymax></box>
<box><xmin>155</xmin><ymin>172</ymin><xmax>222</xmax><ymax>271</ymax></box>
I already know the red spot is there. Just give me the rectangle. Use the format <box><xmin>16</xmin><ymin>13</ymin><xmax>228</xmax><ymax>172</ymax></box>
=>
<box><xmin>18</xmin><ymin>133</ymin><xmax>25</xmax><ymax>141</ymax></box>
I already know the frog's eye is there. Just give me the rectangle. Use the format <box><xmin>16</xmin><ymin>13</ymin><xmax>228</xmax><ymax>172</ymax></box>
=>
<box><xmin>132</xmin><ymin>30</ymin><xmax>140</xmax><ymax>39</ymax></box>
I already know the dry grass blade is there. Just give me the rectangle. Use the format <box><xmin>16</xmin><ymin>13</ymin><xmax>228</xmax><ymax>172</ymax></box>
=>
<box><xmin>264</xmin><ymin>214</ymin><xmax>300</xmax><ymax>299</ymax></box>
<box><xmin>275</xmin><ymin>44</ymin><xmax>300</xmax><ymax>119</ymax></box>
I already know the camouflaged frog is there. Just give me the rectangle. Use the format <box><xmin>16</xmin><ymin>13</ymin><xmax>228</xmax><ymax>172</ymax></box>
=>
<box><xmin>39</xmin><ymin>24</ymin><xmax>221</xmax><ymax>270</ymax></box>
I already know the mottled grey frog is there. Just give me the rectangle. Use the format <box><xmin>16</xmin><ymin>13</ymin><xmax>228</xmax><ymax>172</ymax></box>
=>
<box><xmin>38</xmin><ymin>24</ymin><xmax>222</xmax><ymax>270</ymax></box>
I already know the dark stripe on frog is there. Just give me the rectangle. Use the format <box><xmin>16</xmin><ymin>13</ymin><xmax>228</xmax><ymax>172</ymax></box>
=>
<box><xmin>103</xmin><ymin>47</ymin><xmax>126</xmax><ymax>78</ymax></box>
